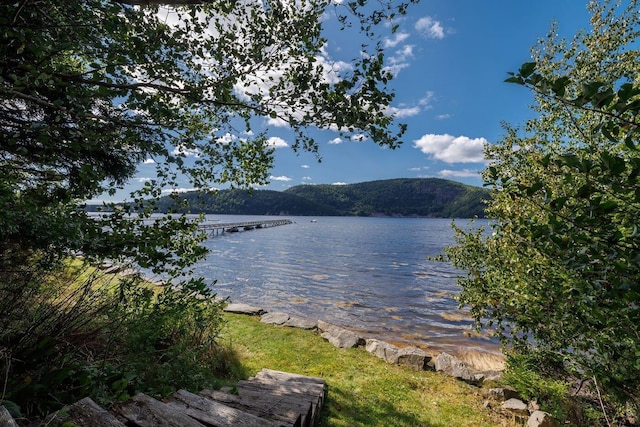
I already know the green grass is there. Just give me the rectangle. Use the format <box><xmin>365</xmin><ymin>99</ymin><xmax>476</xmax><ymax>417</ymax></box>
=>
<box><xmin>219</xmin><ymin>313</ymin><xmax>503</xmax><ymax>427</ymax></box>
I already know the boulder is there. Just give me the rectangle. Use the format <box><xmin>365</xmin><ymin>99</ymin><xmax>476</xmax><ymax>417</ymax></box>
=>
<box><xmin>317</xmin><ymin>320</ymin><xmax>364</xmax><ymax>349</ymax></box>
<box><xmin>284</xmin><ymin>316</ymin><xmax>317</xmax><ymax>330</ymax></box>
<box><xmin>433</xmin><ymin>352</ymin><xmax>484</xmax><ymax>385</ymax></box>
<box><xmin>501</xmin><ymin>398</ymin><xmax>529</xmax><ymax>417</ymax></box>
<box><xmin>396</xmin><ymin>347</ymin><xmax>432</xmax><ymax>371</ymax></box>
<box><xmin>224</xmin><ymin>303</ymin><xmax>265</xmax><ymax>315</ymax></box>
<box><xmin>528</xmin><ymin>410</ymin><xmax>558</xmax><ymax>427</ymax></box>
<box><xmin>260</xmin><ymin>312</ymin><xmax>290</xmax><ymax>325</ymax></box>
<box><xmin>365</xmin><ymin>339</ymin><xmax>400</xmax><ymax>364</ymax></box>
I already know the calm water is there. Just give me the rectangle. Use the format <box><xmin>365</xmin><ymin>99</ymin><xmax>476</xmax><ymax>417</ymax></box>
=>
<box><xmin>192</xmin><ymin>215</ymin><xmax>499</xmax><ymax>354</ymax></box>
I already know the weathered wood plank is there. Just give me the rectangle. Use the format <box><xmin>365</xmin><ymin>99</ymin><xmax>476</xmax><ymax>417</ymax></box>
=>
<box><xmin>167</xmin><ymin>389</ymin><xmax>280</xmax><ymax>427</ymax></box>
<box><xmin>236</xmin><ymin>379</ymin><xmax>324</xmax><ymax>426</ymax></box>
<box><xmin>255</xmin><ymin>369</ymin><xmax>327</xmax><ymax>386</ymax></box>
<box><xmin>52</xmin><ymin>397</ymin><xmax>127</xmax><ymax>427</ymax></box>
<box><xmin>0</xmin><ymin>406</ymin><xmax>18</xmax><ymax>427</ymax></box>
<box><xmin>198</xmin><ymin>389</ymin><xmax>300</xmax><ymax>427</ymax></box>
<box><xmin>113</xmin><ymin>393</ymin><xmax>205</xmax><ymax>427</ymax></box>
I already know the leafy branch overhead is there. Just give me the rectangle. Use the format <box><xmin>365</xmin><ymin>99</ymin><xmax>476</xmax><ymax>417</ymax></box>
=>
<box><xmin>1</xmin><ymin>0</ymin><xmax>414</xmax><ymax>273</ymax></box>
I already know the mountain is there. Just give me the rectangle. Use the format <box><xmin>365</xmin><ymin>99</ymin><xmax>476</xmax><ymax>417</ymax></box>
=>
<box><xmin>147</xmin><ymin>178</ymin><xmax>488</xmax><ymax>218</ymax></box>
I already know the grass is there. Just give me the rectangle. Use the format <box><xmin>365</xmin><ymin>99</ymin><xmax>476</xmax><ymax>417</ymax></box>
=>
<box><xmin>219</xmin><ymin>312</ymin><xmax>505</xmax><ymax>427</ymax></box>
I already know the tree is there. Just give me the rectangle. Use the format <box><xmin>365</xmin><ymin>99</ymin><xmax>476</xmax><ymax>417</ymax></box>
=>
<box><xmin>1</xmin><ymin>0</ymin><xmax>412</xmax><ymax>275</ymax></box>
<box><xmin>446</xmin><ymin>0</ymin><xmax>640</xmax><ymax>407</ymax></box>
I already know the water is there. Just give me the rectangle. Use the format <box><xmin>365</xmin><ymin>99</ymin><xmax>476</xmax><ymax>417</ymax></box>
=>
<box><xmin>193</xmin><ymin>215</ymin><xmax>499</xmax><ymax>355</ymax></box>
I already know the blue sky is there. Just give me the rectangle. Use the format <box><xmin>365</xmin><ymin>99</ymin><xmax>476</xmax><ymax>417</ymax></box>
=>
<box><xmin>113</xmin><ymin>1</ymin><xmax>592</xmax><ymax>201</ymax></box>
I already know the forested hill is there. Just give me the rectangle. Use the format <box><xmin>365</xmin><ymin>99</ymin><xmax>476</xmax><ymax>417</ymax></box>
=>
<box><xmin>144</xmin><ymin>178</ymin><xmax>488</xmax><ymax>218</ymax></box>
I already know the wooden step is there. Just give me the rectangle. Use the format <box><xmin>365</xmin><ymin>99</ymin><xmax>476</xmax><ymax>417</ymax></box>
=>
<box><xmin>47</xmin><ymin>369</ymin><xmax>326</xmax><ymax>427</ymax></box>
<box><xmin>167</xmin><ymin>389</ymin><xmax>280</xmax><ymax>427</ymax></box>
<box><xmin>113</xmin><ymin>393</ymin><xmax>206</xmax><ymax>427</ymax></box>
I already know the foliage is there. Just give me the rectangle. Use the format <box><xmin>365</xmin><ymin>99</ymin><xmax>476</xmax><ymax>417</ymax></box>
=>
<box><xmin>284</xmin><ymin>178</ymin><xmax>488</xmax><ymax>217</ymax></box>
<box><xmin>0</xmin><ymin>261</ymin><xmax>233</xmax><ymax>418</ymax></box>
<box><xmin>1</xmin><ymin>0</ymin><xmax>412</xmax><ymax>273</ymax></box>
<box><xmin>0</xmin><ymin>0</ymin><xmax>417</xmax><ymax>418</ymax></box>
<box><xmin>127</xmin><ymin>178</ymin><xmax>488</xmax><ymax>217</ymax></box>
<box><xmin>446</xmin><ymin>0</ymin><xmax>640</xmax><ymax>409</ymax></box>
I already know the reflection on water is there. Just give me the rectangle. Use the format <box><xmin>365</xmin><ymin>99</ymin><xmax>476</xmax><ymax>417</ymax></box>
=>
<box><xmin>192</xmin><ymin>215</ymin><xmax>499</xmax><ymax>355</ymax></box>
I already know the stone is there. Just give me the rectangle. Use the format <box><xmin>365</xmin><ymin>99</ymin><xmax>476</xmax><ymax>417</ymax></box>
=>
<box><xmin>488</xmin><ymin>387</ymin><xmax>521</xmax><ymax>402</ymax></box>
<box><xmin>317</xmin><ymin>320</ymin><xmax>364</xmax><ymax>349</ymax></box>
<box><xmin>365</xmin><ymin>339</ymin><xmax>400</xmax><ymax>364</ymax></box>
<box><xmin>260</xmin><ymin>312</ymin><xmax>290</xmax><ymax>325</ymax></box>
<box><xmin>528</xmin><ymin>410</ymin><xmax>558</xmax><ymax>427</ymax></box>
<box><xmin>433</xmin><ymin>352</ymin><xmax>484</xmax><ymax>385</ymax></box>
<box><xmin>501</xmin><ymin>398</ymin><xmax>529</xmax><ymax>417</ymax></box>
<box><xmin>224</xmin><ymin>303</ymin><xmax>265</xmax><ymax>315</ymax></box>
<box><xmin>396</xmin><ymin>347</ymin><xmax>432</xmax><ymax>371</ymax></box>
<box><xmin>284</xmin><ymin>316</ymin><xmax>317</xmax><ymax>329</ymax></box>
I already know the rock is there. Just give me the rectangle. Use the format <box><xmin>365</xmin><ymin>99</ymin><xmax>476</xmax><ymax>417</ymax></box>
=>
<box><xmin>284</xmin><ymin>316</ymin><xmax>317</xmax><ymax>329</ymax></box>
<box><xmin>317</xmin><ymin>320</ymin><xmax>364</xmax><ymax>349</ymax></box>
<box><xmin>260</xmin><ymin>312</ymin><xmax>290</xmax><ymax>325</ymax></box>
<box><xmin>433</xmin><ymin>352</ymin><xmax>484</xmax><ymax>385</ymax></box>
<box><xmin>501</xmin><ymin>398</ymin><xmax>529</xmax><ymax>417</ymax></box>
<box><xmin>528</xmin><ymin>410</ymin><xmax>558</xmax><ymax>427</ymax></box>
<box><xmin>224</xmin><ymin>303</ymin><xmax>265</xmax><ymax>315</ymax></box>
<box><xmin>396</xmin><ymin>347</ymin><xmax>432</xmax><ymax>371</ymax></box>
<box><xmin>365</xmin><ymin>339</ymin><xmax>400</xmax><ymax>364</ymax></box>
<box><xmin>528</xmin><ymin>399</ymin><xmax>541</xmax><ymax>412</ymax></box>
<box><xmin>488</xmin><ymin>387</ymin><xmax>521</xmax><ymax>402</ymax></box>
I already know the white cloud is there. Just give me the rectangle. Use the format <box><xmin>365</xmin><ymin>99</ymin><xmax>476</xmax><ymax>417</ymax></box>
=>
<box><xmin>270</xmin><ymin>175</ymin><xmax>292</xmax><ymax>182</ymax></box>
<box><xmin>351</xmin><ymin>134</ymin><xmax>367</xmax><ymax>142</ymax></box>
<box><xmin>438</xmin><ymin>169</ymin><xmax>480</xmax><ymax>178</ymax></box>
<box><xmin>383</xmin><ymin>32</ymin><xmax>410</xmax><ymax>48</ymax></box>
<box><xmin>436</xmin><ymin>113</ymin><xmax>451</xmax><ymax>120</ymax></box>
<box><xmin>328</xmin><ymin>137</ymin><xmax>343</xmax><ymax>145</ymax></box>
<box><xmin>332</xmin><ymin>182</ymin><xmax>347</xmax><ymax>186</ymax></box>
<box><xmin>302</xmin><ymin>176</ymin><xmax>312</xmax><ymax>180</ymax></box>
<box><xmin>419</xmin><ymin>91</ymin><xmax>436</xmax><ymax>108</ymax></box>
<box><xmin>301</xmin><ymin>164</ymin><xmax>310</xmax><ymax>169</ymax></box>
<box><xmin>267</xmin><ymin>136</ymin><xmax>288</xmax><ymax>149</ymax></box>
<box><xmin>135</xmin><ymin>177</ymin><xmax>153</xmax><ymax>183</ymax></box>
<box><xmin>413</xmin><ymin>133</ymin><xmax>487</xmax><ymax>163</ymax></box>
<box><xmin>143</xmin><ymin>158</ymin><xmax>155</xmax><ymax>164</ymax></box>
<box><xmin>385</xmin><ymin>44</ymin><xmax>414</xmax><ymax>77</ymax></box>
<box><xmin>409</xmin><ymin>167</ymin><xmax>422</xmax><ymax>172</ymax></box>
<box><xmin>161</xmin><ymin>187</ymin><xmax>196</xmax><ymax>194</ymax></box>
<box><xmin>386</xmin><ymin>105</ymin><xmax>421</xmax><ymax>118</ymax></box>
<box><xmin>171</xmin><ymin>144</ymin><xmax>200</xmax><ymax>157</ymax></box>
<box><xmin>216</xmin><ymin>133</ymin><xmax>236</xmax><ymax>145</ymax></box>
<box><xmin>415</xmin><ymin>17</ymin><xmax>445</xmax><ymax>39</ymax></box>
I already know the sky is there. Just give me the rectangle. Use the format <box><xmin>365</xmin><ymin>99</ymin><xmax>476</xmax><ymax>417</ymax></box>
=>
<box><xmin>109</xmin><ymin>0</ymin><xmax>593</xmax><ymax>201</ymax></box>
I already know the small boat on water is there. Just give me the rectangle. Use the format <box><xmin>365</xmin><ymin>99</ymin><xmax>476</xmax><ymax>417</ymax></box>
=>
<box><xmin>310</xmin><ymin>219</ymin><xmax>317</xmax><ymax>223</ymax></box>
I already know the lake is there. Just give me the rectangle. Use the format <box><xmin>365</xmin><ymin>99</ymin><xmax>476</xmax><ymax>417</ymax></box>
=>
<box><xmin>192</xmin><ymin>215</ymin><xmax>500</xmax><ymax>356</ymax></box>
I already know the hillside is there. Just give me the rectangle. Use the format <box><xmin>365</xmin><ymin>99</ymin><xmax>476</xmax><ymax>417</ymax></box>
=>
<box><xmin>147</xmin><ymin>178</ymin><xmax>488</xmax><ymax>218</ymax></box>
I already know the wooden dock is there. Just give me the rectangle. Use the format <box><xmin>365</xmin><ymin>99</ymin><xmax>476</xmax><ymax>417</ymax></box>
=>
<box><xmin>50</xmin><ymin>369</ymin><xmax>327</xmax><ymax>427</ymax></box>
<box><xmin>199</xmin><ymin>219</ymin><xmax>293</xmax><ymax>236</ymax></box>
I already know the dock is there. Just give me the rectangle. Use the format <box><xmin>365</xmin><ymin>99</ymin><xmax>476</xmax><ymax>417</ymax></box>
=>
<box><xmin>199</xmin><ymin>219</ymin><xmax>293</xmax><ymax>236</ymax></box>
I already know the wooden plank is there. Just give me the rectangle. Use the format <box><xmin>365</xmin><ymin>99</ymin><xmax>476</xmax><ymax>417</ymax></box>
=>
<box><xmin>255</xmin><ymin>369</ymin><xmax>327</xmax><ymax>386</ymax></box>
<box><xmin>0</xmin><ymin>406</ymin><xmax>18</xmax><ymax>427</ymax></box>
<box><xmin>167</xmin><ymin>389</ymin><xmax>280</xmax><ymax>427</ymax></box>
<box><xmin>235</xmin><ymin>381</ymin><xmax>323</xmax><ymax>427</ymax></box>
<box><xmin>54</xmin><ymin>397</ymin><xmax>127</xmax><ymax>427</ymax></box>
<box><xmin>113</xmin><ymin>393</ymin><xmax>205</xmax><ymax>427</ymax></box>
<box><xmin>198</xmin><ymin>389</ymin><xmax>300</xmax><ymax>427</ymax></box>
<box><xmin>233</xmin><ymin>386</ymin><xmax>313</xmax><ymax>427</ymax></box>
